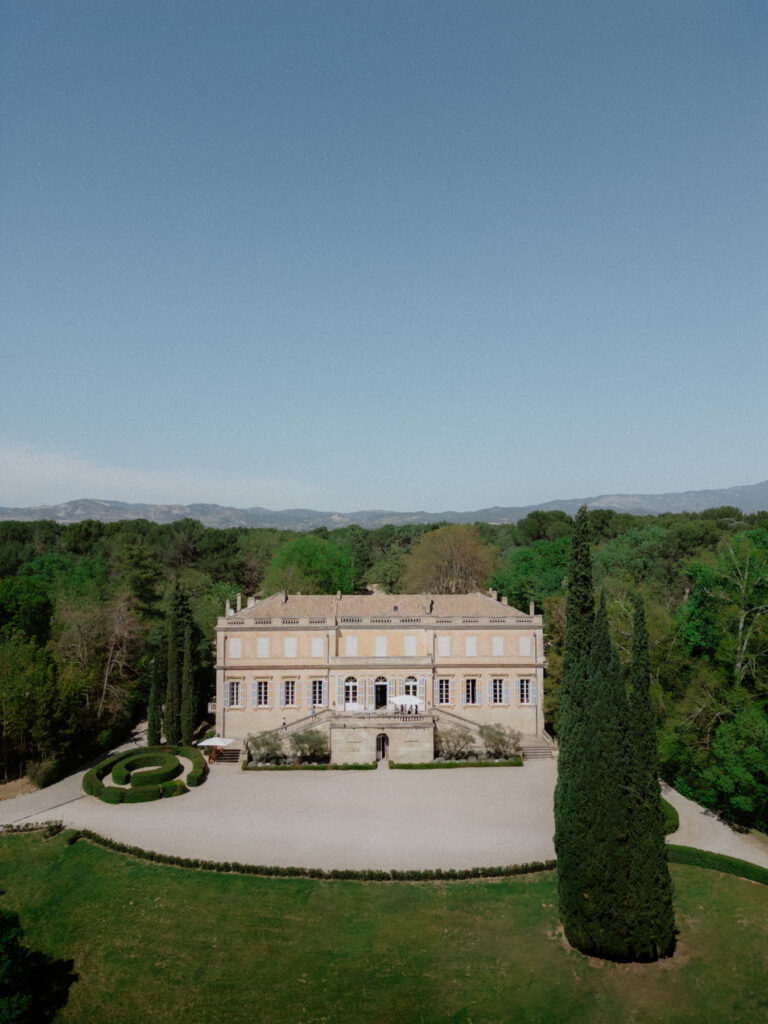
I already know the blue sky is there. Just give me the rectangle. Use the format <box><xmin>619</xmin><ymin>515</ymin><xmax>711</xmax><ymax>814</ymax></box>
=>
<box><xmin>2</xmin><ymin>1</ymin><xmax>767</xmax><ymax>512</ymax></box>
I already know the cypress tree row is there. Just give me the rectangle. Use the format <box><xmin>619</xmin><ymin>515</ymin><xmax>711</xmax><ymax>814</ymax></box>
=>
<box><xmin>180</xmin><ymin>624</ymin><xmax>195</xmax><ymax>746</ymax></box>
<box><xmin>163</xmin><ymin>604</ymin><xmax>181</xmax><ymax>744</ymax></box>
<box><xmin>626</xmin><ymin>597</ymin><xmax>676</xmax><ymax>960</ymax></box>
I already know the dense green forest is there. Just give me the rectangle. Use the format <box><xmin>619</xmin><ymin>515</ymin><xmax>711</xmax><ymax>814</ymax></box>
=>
<box><xmin>0</xmin><ymin>508</ymin><xmax>766</xmax><ymax>832</ymax></box>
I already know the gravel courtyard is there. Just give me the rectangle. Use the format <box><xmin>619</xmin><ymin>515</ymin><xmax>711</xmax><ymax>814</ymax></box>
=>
<box><xmin>2</xmin><ymin>739</ymin><xmax>767</xmax><ymax>871</ymax></box>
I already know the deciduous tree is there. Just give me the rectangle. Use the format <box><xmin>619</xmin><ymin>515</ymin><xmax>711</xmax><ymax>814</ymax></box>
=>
<box><xmin>400</xmin><ymin>525</ymin><xmax>494</xmax><ymax>594</ymax></box>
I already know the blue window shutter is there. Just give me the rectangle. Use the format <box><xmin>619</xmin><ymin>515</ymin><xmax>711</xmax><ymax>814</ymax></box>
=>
<box><xmin>295</xmin><ymin>680</ymin><xmax>301</xmax><ymax>706</ymax></box>
<box><xmin>251</xmin><ymin>682</ymin><xmax>257</xmax><ymax>706</ymax></box>
<box><xmin>477</xmin><ymin>684</ymin><xmax>482</xmax><ymax>706</ymax></box>
<box><xmin>223</xmin><ymin>683</ymin><xmax>229</xmax><ymax>709</ymax></box>
<box><xmin>504</xmin><ymin>681</ymin><xmax>510</xmax><ymax>705</ymax></box>
<box><xmin>337</xmin><ymin>677</ymin><xmax>344</xmax><ymax>705</ymax></box>
<box><xmin>387</xmin><ymin>677</ymin><xmax>394</xmax><ymax>700</ymax></box>
<box><xmin>432</xmin><ymin>679</ymin><xmax>438</xmax><ymax>704</ymax></box>
<box><xmin>450</xmin><ymin>679</ymin><xmax>456</xmax><ymax>705</ymax></box>
<box><xmin>419</xmin><ymin>677</ymin><xmax>425</xmax><ymax>703</ymax></box>
<box><xmin>279</xmin><ymin>682</ymin><xmax>285</xmax><ymax>708</ymax></box>
<box><xmin>461</xmin><ymin>681</ymin><xmax>466</xmax><ymax>706</ymax></box>
<box><xmin>532</xmin><ymin>683</ymin><xmax>537</xmax><ymax>705</ymax></box>
<box><xmin>515</xmin><ymin>679</ymin><xmax>521</xmax><ymax>704</ymax></box>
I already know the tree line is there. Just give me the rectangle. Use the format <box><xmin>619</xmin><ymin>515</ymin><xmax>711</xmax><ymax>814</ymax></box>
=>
<box><xmin>0</xmin><ymin>506</ymin><xmax>766</xmax><ymax>831</ymax></box>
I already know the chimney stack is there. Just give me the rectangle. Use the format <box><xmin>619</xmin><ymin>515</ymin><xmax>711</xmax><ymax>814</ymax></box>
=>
<box><xmin>501</xmin><ymin>596</ymin><xmax>508</xmax><ymax>606</ymax></box>
<box><xmin>236</xmin><ymin>593</ymin><xmax>242</xmax><ymax>613</ymax></box>
<box><xmin>529</xmin><ymin>601</ymin><xmax>535</xmax><ymax>616</ymax></box>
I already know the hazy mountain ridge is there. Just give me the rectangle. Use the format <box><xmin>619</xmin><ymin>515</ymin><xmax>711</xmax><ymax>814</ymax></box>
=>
<box><xmin>1</xmin><ymin>479</ymin><xmax>767</xmax><ymax>530</ymax></box>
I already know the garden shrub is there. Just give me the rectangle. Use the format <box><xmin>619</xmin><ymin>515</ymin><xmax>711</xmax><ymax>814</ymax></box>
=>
<box><xmin>82</xmin><ymin>744</ymin><xmax>205</xmax><ymax>804</ymax></box>
<box><xmin>247</xmin><ymin>730</ymin><xmax>285</xmax><ymax>764</ymax></box>
<box><xmin>477</xmin><ymin>724</ymin><xmax>522</xmax><ymax>760</ymax></box>
<box><xmin>435</xmin><ymin>727</ymin><xmax>476</xmax><ymax>760</ymax></box>
<box><xmin>662</xmin><ymin>798</ymin><xmax>679</xmax><ymax>835</ymax></box>
<box><xmin>289</xmin><ymin>729</ymin><xmax>330</xmax><ymax>762</ymax></box>
<box><xmin>124</xmin><ymin>786</ymin><xmax>161</xmax><ymax>804</ymax></box>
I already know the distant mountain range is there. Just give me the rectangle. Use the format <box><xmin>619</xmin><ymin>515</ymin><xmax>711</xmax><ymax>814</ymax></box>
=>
<box><xmin>1</xmin><ymin>480</ymin><xmax>767</xmax><ymax>530</ymax></box>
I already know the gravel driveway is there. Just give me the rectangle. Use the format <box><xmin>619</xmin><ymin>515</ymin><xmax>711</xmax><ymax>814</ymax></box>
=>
<box><xmin>2</xmin><ymin>748</ymin><xmax>767</xmax><ymax>872</ymax></box>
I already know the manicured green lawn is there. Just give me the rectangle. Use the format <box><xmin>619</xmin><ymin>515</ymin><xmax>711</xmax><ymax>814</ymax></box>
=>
<box><xmin>2</xmin><ymin>831</ymin><xmax>767</xmax><ymax>1024</ymax></box>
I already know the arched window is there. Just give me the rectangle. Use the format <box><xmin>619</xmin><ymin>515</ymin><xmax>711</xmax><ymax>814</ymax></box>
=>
<box><xmin>344</xmin><ymin>676</ymin><xmax>358</xmax><ymax>704</ymax></box>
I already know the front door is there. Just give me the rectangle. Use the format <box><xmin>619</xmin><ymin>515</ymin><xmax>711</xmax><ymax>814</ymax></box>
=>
<box><xmin>375</xmin><ymin>683</ymin><xmax>388</xmax><ymax>709</ymax></box>
<box><xmin>376</xmin><ymin>734</ymin><xmax>389</xmax><ymax>760</ymax></box>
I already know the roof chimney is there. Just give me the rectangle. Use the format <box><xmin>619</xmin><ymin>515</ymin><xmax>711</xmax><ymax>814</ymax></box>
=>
<box><xmin>246</xmin><ymin>596</ymin><xmax>255</xmax><ymax>609</ymax></box>
<box><xmin>491</xmin><ymin>589</ymin><xmax>498</xmax><ymax>601</ymax></box>
<box><xmin>501</xmin><ymin>596</ymin><xmax>508</xmax><ymax>606</ymax></box>
<box><xmin>236</xmin><ymin>593</ymin><xmax>242</xmax><ymax>612</ymax></box>
<box><xmin>529</xmin><ymin>601</ymin><xmax>535</xmax><ymax>616</ymax></box>
<box><xmin>225</xmin><ymin>598</ymin><xmax>233</xmax><ymax>616</ymax></box>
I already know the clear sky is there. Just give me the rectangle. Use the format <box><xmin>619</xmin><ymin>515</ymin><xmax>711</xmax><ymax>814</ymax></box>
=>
<box><xmin>2</xmin><ymin>1</ymin><xmax>766</xmax><ymax>512</ymax></box>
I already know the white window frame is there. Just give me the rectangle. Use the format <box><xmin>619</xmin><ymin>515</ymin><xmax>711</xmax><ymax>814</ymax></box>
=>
<box><xmin>519</xmin><ymin>636</ymin><xmax>531</xmax><ymax>656</ymax></box>
<box><xmin>311</xmin><ymin>679</ymin><xmax>324</xmax><ymax>706</ymax></box>
<box><xmin>345</xmin><ymin>636</ymin><xmax>358</xmax><ymax>656</ymax></box>
<box><xmin>437</xmin><ymin>678</ymin><xmax>451</xmax><ymax>705</ymax></box>
<box><xmin>404</xmin><ymin>676</ymin><xmax>418</xmax><ymax>696</ymax></box>
<box><xmin>492</xmin><ymin>636</ymin><xmax>503</xmax><ymax>656</ymax></box>
<box><xmin>311</xmin><ymin>636</ymin><xmax>324</xmax><ymax>658</ymax></box>
<box><xmin>284</xmin><ymin>637</ymin><xmax>298</xmax><ymax>658</ymax></box>
<box><xmin>255</xmin><ymin>680</ymin><xmax>269</xmax><ymax>706</ymax></box>
<box><xmin>465</xmin><ymin>636</ymin><xmax>477</xmax><ymax>657</ymax></box>
<box><xmin>519</xmin><ymin>678</ymin><xmax>532</xmax><ymax>705</ymax></box>
<box><xmin>228</xmin><ymin>679</ymin><xmax>242</xmax><ymax>707</ymax></box>
<box><xmin>464</xmin><ymin>678</ymin><xmax>477</xmax><ymax>705</ymax></box>
<box><xmin>404</xmin><ymin>635</ymin><xmax>417</xmax><ymax>657</ymax></box>
<box><xmin>437</xmin><ymin>636</ymin><xmax>450</xmax><ymax>657</ymax></box>
<box><xmin>228</xmin><ymin>637</ymin><xmax>242</xmax><ymax>659</ymax></box>
<box><xmin>256</xmin><ymin>637</ymin><xmax>269</xmax><ymax>658</ymax></box>
<box><xmin>375</xmin><ymin>635</ymin><xmax>388</xmax><ymax>657</ymax></box>
<box><xmin>283</xmin><ymin>679</ymin><xmax>296</xmax><ymax>706</ymax></box>
<box><xmin>344</xmin><ymin>677</ymin><xmax>358</xmax><ymax>705</ymax></box>
<box><xmin>491</xmin><ymin>678</ymin><xmax>504</xmax><ymax>705</ymax></box>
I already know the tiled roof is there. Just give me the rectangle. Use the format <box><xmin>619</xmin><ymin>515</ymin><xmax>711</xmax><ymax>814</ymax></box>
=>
<box><xmin>236</xmin><ymin>591</ymin><xmax>528</xmax><ymax>620</ymax></box>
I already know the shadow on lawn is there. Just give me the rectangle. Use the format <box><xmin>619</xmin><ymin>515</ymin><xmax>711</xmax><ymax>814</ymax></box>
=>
<box><xmin>0</xmin><ymin>907</ymin><xmax>78</xmax><ymax>1022</ymax></box>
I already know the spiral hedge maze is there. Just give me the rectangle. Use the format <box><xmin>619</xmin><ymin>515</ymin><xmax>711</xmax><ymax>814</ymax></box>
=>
<box><xmin>83</xmin><ymin>745</ymin><xmax>207</xmax><ymax>804</ymax></box>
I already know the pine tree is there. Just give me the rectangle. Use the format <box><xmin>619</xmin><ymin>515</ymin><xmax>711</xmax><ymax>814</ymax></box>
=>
<box><xmin>554</xmin><ymin>506</ymin><xmax>595</xmax><ymax>945</ymax></box>
<box><xmin>147</xmin><ymin>656</ymin><xmax>163</xmax><ymax>746</ymax></box>
<box><xmin>180</xmin><ymin>625</ymin><xmax>195</xmax><ymax>746</ymax></box>
<box><xmin>626</xmin><ymin>596</ymin><xmax>676</xmax><ymax>960</ymax></box>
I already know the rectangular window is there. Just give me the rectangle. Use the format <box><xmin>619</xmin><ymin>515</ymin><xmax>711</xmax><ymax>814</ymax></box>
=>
<box><xmin>404</xmin><ymin>635</ymin><xmax>417</xmax><ymax>656</ymax></box>
<box><xmin>404</xmin><ymin>679</ymin><xmax>417</xmax><ymax>696</ymax></box>
<box><xmin>227</xmin><ymin>680</ymin><xmax>241</xmax><ymax>707</ymax></box>
<box><xmin>437</xmin><ymin>636</ymin><xmax>450</xmax><ymax>657</ymax></box>
<box><xmin>465</xmin><ymin>678</ymin><xmax>477</xmax><ymax>705</ymax></box>
<box><xmin>375</xmin><ymin>636</ymin><xmax>388</xmax><ymax>657</ymax></box>
<box><xmin>311</xmin><ymin>636</ymin><xmax>324</xmax><ymax>658</ymax></box>
<box><xmin>283</xmin><ymin>680</ymin><xmax>296</xmax><ymax>706</ymax></box>
<box><xmin>519</xmin><ymin>636</ymin><xmax>531</xmax><ymax>656</ymax></box>
<box><xmin>492</xmin><ymin>636</ymin><xmax>503</xmax><ymax>656</ymax></box>
<box><xmin>256</xmin><ymin>680</ymin><xmax>269</xmax><ymax>706</ymax></box>
<box><xmin>345</xmin><ymin>636</ymin><xmax>358</xmax><ymax>656</ymax></box>
<box><xmin>344</xmin><ymin>681</ymin><xmax>358</xmax><ymax>704</ymax></box>
<box><xmin>465</xmin><ymin>636</ymin><xmax>477</xmax><ymax>657</ymax></box>
<box><xmin>519</xmin><ymin>678</ymin><xmax>532</xmax><ymax>704</ymax></box>
<box><xmin>256</xmin><ymin>638</ymin><xmax>269</xmax><ymax>658</ymax></box>
<box><xmin>311</xmin><ymin>679</ymin><xmax>324</xmax><ymax>705</ymax></box>
<box><xmin>228</xmin><ymin>638</ymin><xmax>242</xmax><ymax>659</ymax></box>
<box><xmin>491</xmin><ymin>678</ymin><xmax>504</xmax><ymax>704</ymax></box>
<box><xmin>438</xmin><ymin>678</ymin><xmax>451</xmax><ymax>705</ymax></box>
<box><xmin>284</xmin><ymin>637</ymin><xmax>297</xmax><ymax>658</ymax></box>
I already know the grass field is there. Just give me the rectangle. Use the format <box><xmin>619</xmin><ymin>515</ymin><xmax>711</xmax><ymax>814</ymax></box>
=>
<box><xmin>2</xmin><ymin>831</ymin><xmax>767</xmax><ymax>1024</ymax></box>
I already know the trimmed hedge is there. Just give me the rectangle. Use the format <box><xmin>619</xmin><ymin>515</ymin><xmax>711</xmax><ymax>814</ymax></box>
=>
<box><xmin>662</xmin><ymin>797</ymin><xmax>680</xmax><ymax>836</ymax></box>
<box><xmin>62</xmin><ymin>827</ymin><xmax>557</xmax><ymax>881</ymax></box>
<box><xmin>667</xmin><ymin>844</ymin><xmax>768</xmax><ymax>886</ymax></box>
<box><xmin>243</xmin><ymin>762</ymin><xmax>377</xmax><ymax>772</ymax></box>
<box><xmin>392</xmin><ymin>757</ymin><xmax>524</xmax><ymax>770</ymax></box>
<box><xmin>83</xmin><ymin>744</ymin><xmax>207</xmax><ymax>804</ymax></box>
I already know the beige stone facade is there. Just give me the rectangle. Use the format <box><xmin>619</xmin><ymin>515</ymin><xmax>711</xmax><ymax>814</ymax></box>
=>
<box><xmin>214</xmin><ymin>591</ymin><xmax>545</xmax><ymax>763</ymax></box>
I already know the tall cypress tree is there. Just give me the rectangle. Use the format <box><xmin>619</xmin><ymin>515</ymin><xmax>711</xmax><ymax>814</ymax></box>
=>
<box><xmin>626</xmin><ymin>596</ymin><xmax>676</xmax><ymax>960</ymax></box>
<box><xmin>147</xmin><ymin>656</ymin><xmax>163</xmax><ymax>746</ymax></box>
<box><xmin>180</xmin><ymin>625</ymin><xmax>195</xmax><ymax>746</ymax></box>
<box><xmin>554</xmin><ymin>506</ymin><xmax>595</xmax><ymax>945</ymax></box>
<box><xmin>163</xmin><ymin>606</ymin><xmax>180</xmax><ymax>744</ymax></box>
<box><xmin>574</xmin><ymin>592</ymin><xmax>634</xmax><ymax>959</ymax></box>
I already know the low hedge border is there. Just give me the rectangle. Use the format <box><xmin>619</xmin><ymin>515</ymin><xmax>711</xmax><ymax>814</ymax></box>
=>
<box><xmin>243</xmin><ymin>762</ymin><xmax>377</xmax><ymax>771</ymax></box>
<box><xmin>667</xmin><ymin>844</ymin><xmax>768</xmax><ymax>886</ymax></box>
<box><xmin>4</xmin><ymin>824</ymin><xmax>767</xmax><ymax>888</ymax></box>
<box><xmin>392</xmin><ymin>757</ymin><xmax>523</xmax><ymax>770</ymax></box>
<box><xmin>62</xmin><ymin>827</ymin><xmax>556</xmax><ymax>881</ymax></box>
<box><xmin>82</xmin><ymin>744</ymin><xmax>207</xmax><ymax>804</ymax></box>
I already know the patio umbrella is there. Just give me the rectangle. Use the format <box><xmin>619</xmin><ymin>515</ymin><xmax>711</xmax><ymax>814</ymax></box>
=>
<box><xmin>198</xmin><ymin>736</ymin><xmax>236</xmax><ymax>747</ymax></box>
<box><xmin>389</xmin><ymin>694</ymin><xmax>420</xmax><ymax>707</ymax></box>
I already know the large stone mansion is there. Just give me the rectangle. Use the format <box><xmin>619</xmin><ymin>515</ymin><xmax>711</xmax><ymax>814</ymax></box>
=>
<box><xmin>214</xmin><ymin>590</ymin><xmax>547</xmax><ymax>764</ymax></box>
